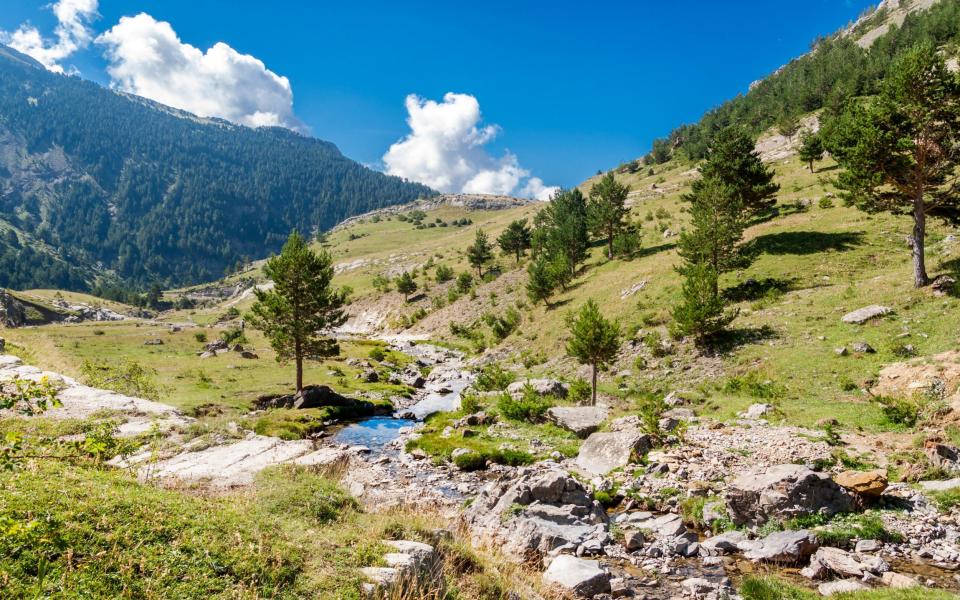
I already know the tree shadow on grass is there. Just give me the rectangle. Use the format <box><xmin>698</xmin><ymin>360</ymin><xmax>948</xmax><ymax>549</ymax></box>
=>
<box><xmin>748</xmin><ymin>231</ymin><xmax>865</xmax><ymax>255</ymax></box>
<box><xmin>636</xmin><ymin>242</ymin><xmax>677</xmax><ymax>259</ymax></box>
<box><xmin>701</xmin><ymin>324</ymin><xmax>778</xmax><ymax>355</ymax></box>
<box><xmin>723</xmin><ymin>277</ymin><xmax>799</xmax><ymax>302</ymax></box>
<box><xmin>545</xmin><ymin>298</ymin><xmax>573</xmax><ymax>311</ymax></box>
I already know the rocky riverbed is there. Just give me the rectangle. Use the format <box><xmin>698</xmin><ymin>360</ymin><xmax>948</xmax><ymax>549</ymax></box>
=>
<box><xmin>4</xmin><ymin>343</ymin><xmax>960</xmax><ymax>598</ymax></box>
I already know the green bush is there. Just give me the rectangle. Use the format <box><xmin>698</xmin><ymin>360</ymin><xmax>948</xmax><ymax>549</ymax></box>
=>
<box><xmin>435</xmin><ymin>264</ymin><xmax>455</xmax><ymax>283</ymax></box>
<box><xmin>368</xmin><ymin>347</ymin><xmax>386</xmax><ymax>362</ymax></box>
<box><xmin>474</xmin><ymin>364</ymin><xmax>516</xmax><ymax>392</ymax></box>
<box><xmin>876</xmin><ymin>396</ymin><xmax>920</xmax><ymax>428</ymax></box>
<box><xmin>496</xmin><ymin>388</ymin><xmax>552</xmax><ymax>423</ymax></box>
<box><xmin>818</xmin><ymin>196</ymin><xmax>835</xmax><ymax>209</ymax></box>
<box><xmin>721</xmin><ymin>371</ymin><xmax>785</xmax><ymax>400</ymax></box>
<box><xmin>568</xmin><ymin>378</ymin><xmax>592</xmax><ymax>404</ymax></box>
<box><xmin>194</xmin><ymin>332</ymin><xmax>207</xmax><ymax>343</ymax></box>
<box><xmin>460</xmin><ymin>393</ymin><xmax>484</xmax><ymax>414</ymax></box>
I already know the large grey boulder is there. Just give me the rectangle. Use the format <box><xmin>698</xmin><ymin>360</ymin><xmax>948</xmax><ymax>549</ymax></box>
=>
<box><xmin>841</xmin><ymin>305</ymin><xmax>891</xmax><ymax>324</ymax></box>
<box><xmin>818</xmin><ymin>579</ymin><xmax>868</xmax><ymax>596</ymax></box>
<box><xmin>507</xmin><ymin>378</ymin><xmax>569</xmax><ymax>398</ymax></box>
<box><xmin>725</xmin><ymin>464</ymin><xmax>854</xmax><ymax>526</ymax></box>
<box><xmin>575</xmin><ymin>431</ymin><xmax>650</xmax><ymax>475</ymax></box>
<box><xmin>542</xmin><ymin>555</ymin><xmax>610</xmax><ymax>597</ymax></box>
<box><xmin>546</xmin><ymin>406</ymin><xmax>608</xmax><ymax>438</ymax></box>
<box><xmin>802</xmin><ymin>547</ymin><xmax>889</xmax><ymax>580</ymax></box>
<box><xmin>700</xmin><ymin>531</ymin><xmax>748</xmax><ymax>555</ymax></box>
<box><xmin>741</xmin><ymin>530</ymin><xmax>819</xmax><ymax>563</ymax></box>
<box><xmin>463</xmin><ymin>469</ymin><xmax>608</xmax><ymax>562</ymax></box>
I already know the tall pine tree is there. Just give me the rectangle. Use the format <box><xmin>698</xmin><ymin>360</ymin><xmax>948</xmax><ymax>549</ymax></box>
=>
<box><xmin>695</xmin><ymin>126</ymin><xmax>779</xmax><ymax>215</ymax></box>
<box><xmin>248</xmin><ymin>232</ymin><xmax>346</xmax><ymax>392</ymax></box>
<box><xmin>588</xmin><ymin>172</ymin><xmax>631</xmax><ymax>260</ymax></box>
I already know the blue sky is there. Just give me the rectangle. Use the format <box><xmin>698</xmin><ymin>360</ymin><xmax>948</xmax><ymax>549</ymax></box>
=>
<box><xmin>1</xmin><ymin>1</ymin><xmax>876</xmax><ymax>193</ymax></box>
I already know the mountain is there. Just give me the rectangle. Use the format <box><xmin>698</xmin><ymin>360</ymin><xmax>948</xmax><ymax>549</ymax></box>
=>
<box><xmin>639</xmin><ymin>0</ymin><xmax>959</xmax><ymax>164</ymax></box>
<box><xmin>0</xmin><ymin>45</ymin><xmax>435</xmax><ymax>291</ymax></box>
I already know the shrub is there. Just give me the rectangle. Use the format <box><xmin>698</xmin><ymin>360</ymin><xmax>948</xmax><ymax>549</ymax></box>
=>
<box><xmin>435</xmin><ymin>264</ymin><xmax>455</xmax><ymax>283</ymax></box>
<box><xmin>460</xmin><ymin>393</ymin><xmax>484</xmax><ymax>414</ymax></box>
<box><xmin>483</xmin><ymin>307</ymin><xmax>521</xmax><ymax>341</ymax></box>
<box><xmin>368</xmin><ymin>347</ymin><xmax>386</xmax><ymax>362</ymax></box>
<box><xmin>194</xmin><ymin>332</ymin><xmax>208</xmax><ymax>343</ymax></box>
<box><xmin>455</xmin><ymin>272</ymin><xmax>474</xmax><ymax>294</ymax></box>
<box><xmin>474</xmin><ymin>364</ymin><xmax>516</xmax><ymax>392</ymax></box>
<box><xmin>876</xmin><ymin>396</ymin><xmax>920</xmax><ymax>428</ymax></box>
<box><xmin>568</xmin><ymin>378</ymin><xmax>592</xmax><ymax>405</ymax></box>
<box><xmin>721</xmin><ymin>371</ymin><xmax>785</xmax><ymax>400</ymax></box>
<box><xmin>496</xmin><ymin>388</ymin><xmax>552</xmax><ymax>423</ymax></box>
<box><xmin>80</xmin><ymin>359</ymin><xmax>166</xmax><ymax>401</ymax></box>
<box><xmin>220</xmin><ymin>327</ymin><xmax>246</xmax><ymax>345</ymax></box>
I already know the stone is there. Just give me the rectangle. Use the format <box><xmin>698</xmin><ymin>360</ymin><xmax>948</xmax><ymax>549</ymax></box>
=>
<box><xmin>842</xmin><ymin>305</ymin><xmax>891</xmax><ymax>324</ymax></box>
<box><xmin>701</xmin><ymin>531</ymin><xmax>747</xmax><ymax>555</ymax></box>
<box><xmin>617</xmin><ymin>512</ymin><xmax>688</xmax><ymax>538</ymax></box>
<box><xmin>199</xmin><ymin>351</ymin><xmax>215</xmax><ymax>359</ymax></box>
<box><xmin>855</xmin><ymin>539</ymin><xmax>881</xmax><ymax>553</ymax></box>
<box><xmin>806</xmin><ymin>547</ymin><xmax>889</xmax><ymax>579</ymax></box>
<box><xmin>834</xmin><ymin>347</ymin><xmax>849</xmax><ymax>356</ymax></box>
<box><xmin>852</xmin><ymin>342</ymin><xmax>875</xmax><ymax>354</ymax></box>
<box><xmin>743</xmin><ymin>403</ymin><xmax>774</xmax><ymax>419</ymax></box>
<box><xmin>361</xmin><ymin>369</ymin><xmax>379</xmax><ymax>383</ymax></box>
<box><xmin>881</xmin><ymin>572</ymin><xmax>920</xmax><ymax>589</ymax></box>
<box><xmin>507</xmin><ymin>378</ymin><xmax>569</xmax><ymax>398</ymax></box>
<box><xmin>818</xmin><ymin>579</ymin><xmax>868</xmax><ymax>595</ymax></box>
<box><xmin>725</xmin><ymin>464</ymin><xmax>854</xmax><ymax>526</ymax></box>
<box><xmin>144</xmin><ymin>338</ymin><xmax>164</xmax><ymax>345</ymax></box>
<box><xmin>658</xmin><ymin>416</ymin><xmax>680</xmax><ymax>432</ymax></box>
<box><xmin>925</xmin><ymin>442</ymin><xmax>960</xmax><ymax>474</ymax></box>
<box><xmin>542</xmin><ymin>555</ymin><xmax>611</xmax><ymax>598</ymax></box>
<box><xmin>575</xmin><ymin>431</ymin><xmax>651</xmax><ymax>476</ymax></box>
<box><xmin>546</xmin><ymin>406</ymin><xmax>609</xmax><ymax>438</ymax></box>
<box><xmin>240</xmin><ymin>351</ymin><xmax>258</xmax><ymax>359</ymax></box>
<box><xmin>681</xmin><ymin>578</ymin><xmax>715</xmax><ymax>597</ymax></box>
<box><xmin>833</xmin><ymin>469</ymin><xmax>887</xmax><ymax>499</ymax></box>
<box><xmin>622</xmin><ymin>530</ymin><xmax>645</xmax><ymax>551</ymax></box>
<box><xmin>741</xmin><ymin>530</ymin><xmax>819</xmax><ymax>563</ymax></box>
<box><xmin>918</xmin><ymin>478</ymin><xmax>960</xmax><ymax>492</ymax></box>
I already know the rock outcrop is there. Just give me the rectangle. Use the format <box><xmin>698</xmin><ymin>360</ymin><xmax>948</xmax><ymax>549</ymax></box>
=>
<box><xmin>542</xmin><ymin>555</ymin><xmax>610</xmax><ymax>597</ymax></box>
<box><xmin>575</xmin><ymin>430</ymin><xmax>650</xmax><ymax>475</ymax></box>
<box><xmin>841</xmin><ymin>305</ymin><xmax>891</xmax><ymax>324</ymax></box>
<box><xmin>725</xmin><ymin>464</ymin><xmax>854</xmax><ymax>526</ymax></box>
<box><xmin>546</xmin><ymin>406</ymin><xmax>608</xmax><ymax>438</ymax></box>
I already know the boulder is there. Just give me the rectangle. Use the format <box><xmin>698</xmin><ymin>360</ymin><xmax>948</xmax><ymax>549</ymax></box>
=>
<box><xmin>833</xmin><ymin>469</ymin><xmax>887</xmax><ymax>499</ymax></box>
<box><xmin>622</xmin><ymin>529</ymin><xmax>645</xmax><ymax>551</ymax></box>
<box><xmin>725</xmin><ymin>464</ymin><xmax>854</xmax><ymax>526</ymax></box>
<box><xmin>700</xmin><ymin>531</ymin><xmax>747</xmax><ymax>555</ymax></box>
<box><xmin>918</xmin><ymin>478</ymin><xmax>960</xmax><ymax>492</ymax></box>
<box><xmin>742</xmin><ymin>403</ymin><xmax>774</xmax><ymax>419</ymax></box>
<box><xmin>575</xmin><ymin>431</ymin><xmax>650</xmax><ymax>476</ymax></box>
<box><xmin>615</xmin><ymin>512</ymin><xmax>688</xmax><ymax>538</ymax></box>
<box><xmin>818</xmin><ymin>579</ymin><xmax>868</xmax><ymax>596</ymax></box>
<box><xmin>881</xmin><ymin>572</ymin><xmax>920</xmax><ymax>589</ymax></box>
<box><xmin>852</xmin><ymin>342</ymin><xmax>875</xmax><ymax>354</ymax></box>
<box><xmin>463</xmin><ymin>469</ymin><xmax>608</xmax><ymax>562</ymax></box>
<box><xmin>546</xmin><ymin>406</ymin><xmax>609</xmax><ymax>438</ymax></box>
<box><xmin>841</xmin><ymin>305</ymin><xmax>891</xmax><ymax>324</ymax></box>
<box><xmin>507</xmin><ymin>379</ymin><xmax>569</xmax><ymax>398</ymax></box>
<box><xmin>143</xmin><ymin>339</ymin><xmax>164</xmax><ymax>345</ymax></box>
<box><xmin>804</xmin><ymin>547</ymin><xmax>889</xmax><ymax>579</ymax></box>
<box><xmin>254</xmin><ymin>385</ymin><xmax>356</xmax><ymax>410</ymax></box>
<box><xmin>542</xmin><ymin>555</ymin><xmax>610</xmax><ymax>598</ymax></box>
<box><xmin>741</xmin><ymin>530</ymin><xmax>819</xmax><ymax>563</ymax></box>
<box><xmin>925</xmin><ymin>442</ymin><xmax>960</xmax><ymax>474</ymax></box>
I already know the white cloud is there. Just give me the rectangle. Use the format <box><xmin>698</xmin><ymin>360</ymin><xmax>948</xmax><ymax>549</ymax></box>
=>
<box><xmin>383</xmin><ymin>92</ymin><xmax>557</xmax><ymax>199</ymax></box>
<box><xmin>2</xmin><ymin>0</ymin><xmax>99</xmax><ymax>74</ymax></box>
<box><xmin>96</xmin><ymin>13</ymin><xmax>301</xmax><ymax>130</ymax></box>
<box><xmin>521</xmin><ymin>177</ymin><xmax>560</xmax><ymax>201</ymax></box>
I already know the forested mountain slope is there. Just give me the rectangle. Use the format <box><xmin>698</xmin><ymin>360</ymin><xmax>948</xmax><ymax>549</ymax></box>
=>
<box><xmin>0</xmin><ymin>45</ymin><xmax>434</xmax><ymax>291</ymax></box>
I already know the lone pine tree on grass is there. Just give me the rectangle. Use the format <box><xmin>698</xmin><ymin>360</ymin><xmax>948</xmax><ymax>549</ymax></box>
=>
<box><xmin>588</xmin><ymin>172</ymin><xmax>631</xmax><ymax>260</ymax></box>
<box><xmin>671</xmin><ymin>262</ymin><xmax>737</xmax><ymax>346</ymax></box>
<box><xmin>526</xmin><ymin>254</ymin><xmax>555</xmax><ymax>307</ymax></box>
<box><xmin>497</xmin><ymin>219</ymin><xmax>532</xmax><ymax>263</ymax></box>
<box><xmin>396</xmin><ymin>271</ymin><xmax>418</xmax><ymax>301</ymax></box>
<box><xmin>827</xmin><ymin>43</ymin><xmax>960</xmax><ymax>288</ymax></box>
<box><xmin>798</xmin><ymin>130</ymin><xmax>824</xmax><ymax>172</ymax></box>
<box><xmin>566</xmin><ymin>299</ymin><xmax>621</xmax><ymax>406</ymax></box>
<box><xmin>248</xmin><ymin>232</ymin><xmax>346</xmax><ymax>392</ymax></box>
<box><xmin>467</xmin><ymin>229</ymin><xmax>494</xmax><ymax>278</ymax></box>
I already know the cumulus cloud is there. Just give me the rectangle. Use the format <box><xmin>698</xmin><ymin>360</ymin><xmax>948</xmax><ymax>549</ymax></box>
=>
<box><xmin>383</xmin><ymin>92</ymin><xmax>558</xmax><ymax>199</ymax></box>
<box><xmin>2</xmin><ymin>0</ymin><xmax>99</xmax><ymax>74</ymax></box>
<box><xmin>96</xmin><ymin>13</ymin><xmax>301</xmax><ymax>130</ymax></box>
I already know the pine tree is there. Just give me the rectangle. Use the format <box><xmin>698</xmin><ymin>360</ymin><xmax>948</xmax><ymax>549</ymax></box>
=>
<box><xmin>695</xmin><ymin>126</ymin><xmax>779</xmax><ymax>215</ymax></box>
<box><xmin>466</xmin><ymin>229</ymin><xmax>494</xmax><ymax>278</ymax></box>
<box><xmin>532</xmin><ymin>188</ymin><xmax>589</xmax><ymax>276</ymax></box>
<box><xmin>526</xmin><ymin>255</ymin><xmax>555</xmax><ymax>306</ymax></box>
<box><xmin>497</xmin><ymin>219</ymin><xmax>532</xmax><ymax>263</ymax></box>
<box><xmin>670</xmin><ymin>262</ymin><xmax>737</xmax><ymax>345</ymax></box>
<box><xmin>588</xmin><ymin>172</ymin><xmax>631</xmax><ymax>259</ymax></box>
<box><xmin>247</xmin><ymin>232</ymin><xmax>346</xmax><ymax>392</ymax></box>
<box><xmin>677</xmin><ymin>175</ymin><xmax>747</xmax><ymax>298</ymax></box>
<box><xmin>566</xmin><ymin>299</ymin><xmax>621</xmax><ymax>406</ymax></box>
<box><xmin>396</xmin><ymin>271</ymin><xmax>418</xmax><ymax>301</ymax></box>
<box><xmin>798</xmin><ymin>131</ymin><xmax>824</xmax><ymax>172</ymax></box>
<box><xmin>826</xmin><ymin>44</ymin><xmax>960</xmax><ymax>288</ymax></box>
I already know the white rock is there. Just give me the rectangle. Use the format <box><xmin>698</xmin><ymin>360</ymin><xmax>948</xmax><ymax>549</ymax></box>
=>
<box><xmin>542</xmin><ymin>555</ymin><xmax>611</xmax><ymax>597</ymax></box>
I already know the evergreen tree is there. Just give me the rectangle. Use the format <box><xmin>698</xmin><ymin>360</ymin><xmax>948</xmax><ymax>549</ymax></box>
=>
<box><xmin>396</xmin><ymin>271</ymin><xmax>418</xmax><ymax>301</ymax></box>
<box><xmin>247</xmin><ymin>232</ymin><xmax>346</xmax><ymax>392</ymax></box>
<box><xmin>798</xmin><ymin>131</ymin><xmax>825</xmax><ymax>172</ymax></box>
<box><xmin>466</xmin><ymin>229</ymin><xmax>494</xmax><ymax>278</ymax></box>
<box><xmin>677</xmin><ymin>175</ymin><xmax>748</xmax><ymax>298</ymax></box>
<box><xmin>825</xmin><ymin>44</ymin><xmax>960</xmax><ymax>288</ymax></box>
<box><xmin>497</xmin><ymin>219</ymin><xmax>532</xmax><ymax>263</ymax></box>
<box><xmin>566</xmin><ymin>299</ymin><xmax>621</xmax><ymax>406</ymax></box>
<box><xmin>670</xmin><ymin>263</ymin><xmax>737</xmax><ymax>346</ymax></box>
<box><xmin>532</xmin><ymin>188</ymin><xmax>589</xmax><ymax>276</ymax></box>
<box><xmin>695</xmin><ymin>126</ymin><xmax>779</xmax><ymax>215</ymax></box>
<box><xmin>145</xmin><ymin>283</ymin><xmax>163</xmax><ymax>309</ymax></box>
<box><xmin>526</xmin><ymin>255</ymin><xmax>555</xmax><ymax>306</ymax></box>
<box><xmin>588</xmin><ymin>172</ymin><xmax>631</xmax><ymax>259</ymax></box>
